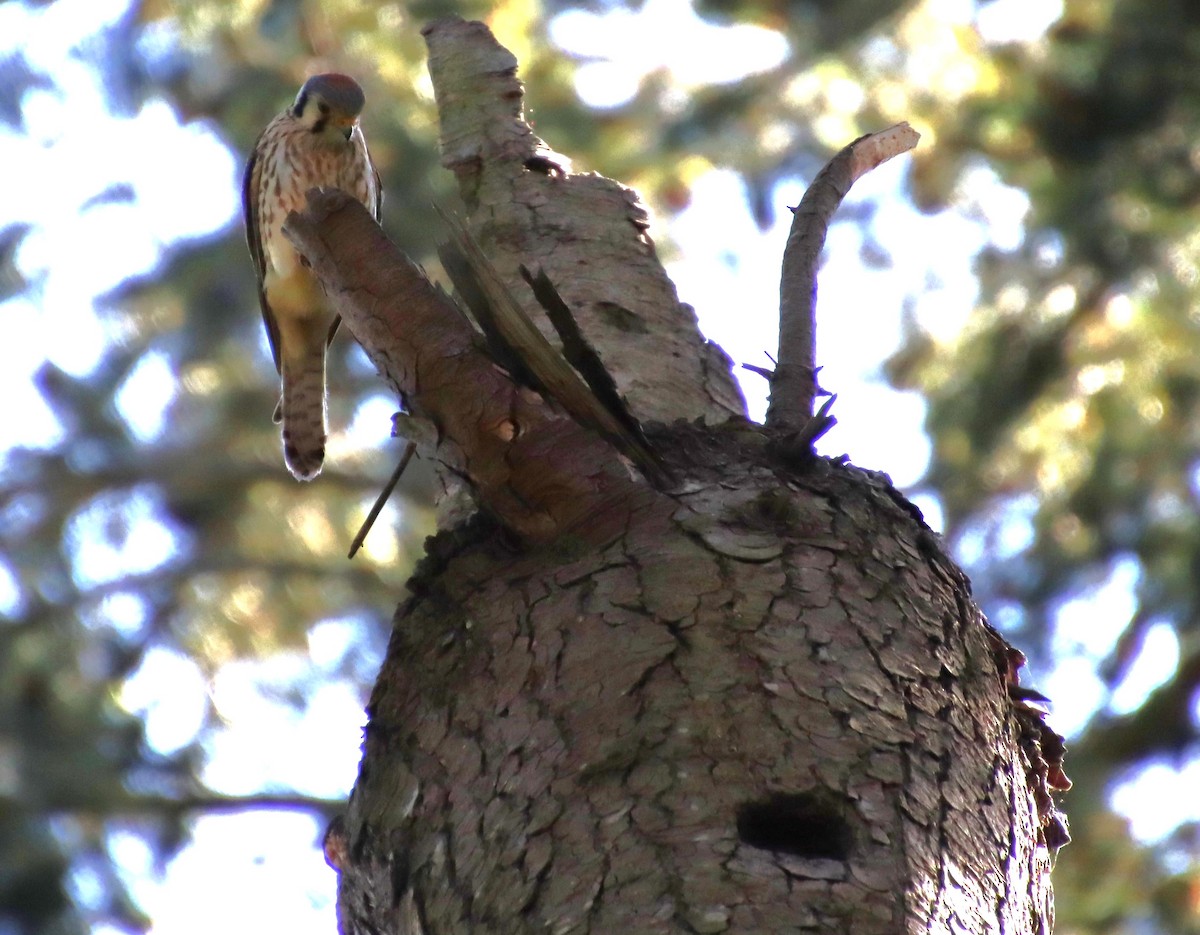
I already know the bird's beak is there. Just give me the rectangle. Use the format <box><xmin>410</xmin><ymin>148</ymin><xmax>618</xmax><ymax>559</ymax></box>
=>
<box><xmin>335</xmin><ymin>116</ymin><xmax>358</xmax><ymax>139</ymax></box>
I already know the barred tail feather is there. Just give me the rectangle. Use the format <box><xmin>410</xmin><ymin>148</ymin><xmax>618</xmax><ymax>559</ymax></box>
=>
<box><xmin>280</xmin><ymin>341</ymin><xmax>327</xmax><ymax>481</ymax></box>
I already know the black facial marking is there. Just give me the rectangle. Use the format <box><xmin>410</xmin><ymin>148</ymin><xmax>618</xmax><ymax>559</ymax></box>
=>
<box><xmin>292</xmin><ymin>91</ymin><xmax>308</xmax><ymax>119</ymax></box>
<box><xmin>311</xmin><ymin>116</ymin><xmax>328</xmax><ymax>134</ymax></box>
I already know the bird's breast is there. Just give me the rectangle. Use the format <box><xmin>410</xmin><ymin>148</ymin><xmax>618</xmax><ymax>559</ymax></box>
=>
<box><xmin>258</xmin><ymin>123</ymin><xmax>375</xmax><ymax>278</ymax></box>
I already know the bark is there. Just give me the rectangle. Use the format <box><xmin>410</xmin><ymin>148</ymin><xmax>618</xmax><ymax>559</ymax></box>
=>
<box><xmin>331</xmin><ymin>434</ymin><xmax>1056</xmax><ymax>934</ymax></box>
<box><xmin>284</xmin><ymin>17</ymin><xmax>1065</xmax><ymax>934</ymax></box>
<box><xmin>423</xmin><ymin>18</ymin><xmax>746</xmax><ymax>428</ymax></box>
<box><xmin>283</xmin><ymin>191</ymin><xmax>646</xmax><ymax>545</ymax></box>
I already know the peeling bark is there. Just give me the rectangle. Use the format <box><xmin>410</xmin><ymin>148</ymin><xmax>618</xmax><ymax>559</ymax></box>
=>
<box><xmin>423</xmin><ymin>17</ymin><xmax>746</xmax><ymax>427</ymax></box>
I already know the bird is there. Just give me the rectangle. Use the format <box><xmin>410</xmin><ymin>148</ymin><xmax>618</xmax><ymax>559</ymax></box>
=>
<box><xmin>242</xmin><ymin>73</ymin><xmax>382</xmax><ymax>480</ymax></box>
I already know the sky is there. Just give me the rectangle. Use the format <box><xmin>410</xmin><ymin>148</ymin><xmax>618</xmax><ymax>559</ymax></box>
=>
<box><xmin>2</xmin><ymin>0</ymin><xmax>1192</xmax><ymax>931</ymax></box>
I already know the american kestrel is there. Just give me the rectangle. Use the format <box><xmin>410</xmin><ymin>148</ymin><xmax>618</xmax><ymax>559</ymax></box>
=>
<box><xmin>242</xmin><ymin>73</ymin><xmax>382</xmax><ymax>480</ymax></box>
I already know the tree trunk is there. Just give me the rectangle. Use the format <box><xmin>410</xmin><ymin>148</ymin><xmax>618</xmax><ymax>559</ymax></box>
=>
<box><xmin>287</xmin><ymin>18</ymin><xmax>1066</xmax><ymax>934</ymax></box>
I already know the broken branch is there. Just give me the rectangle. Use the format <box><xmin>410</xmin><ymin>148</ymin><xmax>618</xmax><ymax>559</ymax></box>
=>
<box><xmin>283</xmin><ymin>190</ymin><xmax>649</xmax><ymax>545</ymax></box>
<box><xmin>348</xmin><ymin>440</ymin><xmax>417</xmax><ymax>559</ymax></box>
<box><xmin>766</xmin><ymin>122</ymin><xmax>920</xmax><ymax>436</ymax></box>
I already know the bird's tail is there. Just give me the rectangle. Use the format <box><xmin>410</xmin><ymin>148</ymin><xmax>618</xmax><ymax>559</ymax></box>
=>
<box><xmin>280</xmin><ymin>340</ymin><xmax>328</xmax><ymax>481</ymax></box>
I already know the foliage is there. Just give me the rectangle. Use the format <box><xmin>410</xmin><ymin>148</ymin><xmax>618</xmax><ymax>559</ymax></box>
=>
<box><xmin>4</xmin><ymin>0</ymin><xmax>1200</xmax><ymax>931</ymax></box>
<box><xmin>883</xmin><ymin>0</ymin><xmax>1200</xmax><ymax>928</ymax></box>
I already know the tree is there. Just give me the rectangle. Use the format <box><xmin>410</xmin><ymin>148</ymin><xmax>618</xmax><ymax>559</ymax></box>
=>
<box><xmin>11</xmin><ymin>1</ymin><xmax>1200</xmax><ymax>930</ymax></box>
<box><xmin>290</xmin><ymin>19</ymin><xmax>1067</xmax><ymax>931</ymax></box>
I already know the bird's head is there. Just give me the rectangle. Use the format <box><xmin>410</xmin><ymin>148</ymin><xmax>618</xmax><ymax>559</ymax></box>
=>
<box><xmin>292</xmin><ymin>73</ymin><xmax>367</xmax><ymax>140</ymax></box>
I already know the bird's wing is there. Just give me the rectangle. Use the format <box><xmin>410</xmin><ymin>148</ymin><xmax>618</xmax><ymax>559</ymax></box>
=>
<box><xmin>242</xmin><ymin>136</ymin><xmax>283</xmax><ymax>375</ymax></box>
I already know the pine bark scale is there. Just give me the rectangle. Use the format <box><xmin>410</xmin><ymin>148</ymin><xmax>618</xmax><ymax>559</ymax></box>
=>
<box><xmin>335</xmin><ymin>426</ymin><xmax>1052</xmax><ymax>933</ymax></box>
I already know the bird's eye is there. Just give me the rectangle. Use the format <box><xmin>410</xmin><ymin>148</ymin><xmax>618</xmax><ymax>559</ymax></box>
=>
<box><xmin>318</xmin><ymin>102</ymin><xmax>331</xmax><ymax>115</ymax></box>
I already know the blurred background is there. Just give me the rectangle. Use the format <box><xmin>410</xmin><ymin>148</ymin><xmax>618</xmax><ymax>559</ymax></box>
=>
<box><xmin>3</xmin><ymin>0</ymin><xmax>1199</xmax><ymax>931</ymax></box>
